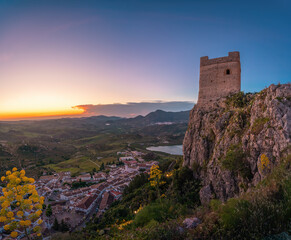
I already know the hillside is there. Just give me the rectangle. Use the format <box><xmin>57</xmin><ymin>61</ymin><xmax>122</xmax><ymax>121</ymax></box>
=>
<box><xmin>0</xmin><ymin>110</ymin><xmax>190</xmax><ymax>177</ymax></box>
<box><xmin>117</xmin><ymin>110</ymin><xmax>190</xmax><ymax>126</ymax></box>
<box><xmin>183</xmin><ymin>83</ymin><xmax>291</xmax><ymax>203</ymax></box>
<box><xmin>61</xmin><ymin>84</ymin><xmax>291</xmax><ymax>240</ymax></box>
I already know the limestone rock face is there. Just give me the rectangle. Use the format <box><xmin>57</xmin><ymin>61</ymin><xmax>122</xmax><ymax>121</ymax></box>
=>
<box><xmin>183</xmin><ymin>84</ymin><xmax>291</xmax><ymax>204</ymax></box>
<box><xmin>182</xmin><ymin>217</ymin><xmax>201</xmax><ymax>229</ymax></box>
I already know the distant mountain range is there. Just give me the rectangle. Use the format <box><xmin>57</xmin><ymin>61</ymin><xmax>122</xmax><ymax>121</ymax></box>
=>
<box><xmin>0</xmin><ymin>109</ymin><xmax>190</xmax><ymax>126</ymax></box>
<box><xmin>0</xmin><ymin>109</ymin><xmax>191</xmax><ymax>143</ymax></box>
<box><xmin>114</xmin><ymin>110</ymin><xmax>190</xmax><ymax>126</ymax></box>
<box><xmin>0</xmin><ymin>109</ymin><xmax>191</xmax><ymax>177</ymax></box>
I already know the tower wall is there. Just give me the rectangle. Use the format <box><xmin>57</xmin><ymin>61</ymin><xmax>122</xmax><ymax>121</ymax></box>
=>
<box><xmin>197</xmin><ymin>51</ymin><xmax>241</xmax><ymax>105</ymax></box>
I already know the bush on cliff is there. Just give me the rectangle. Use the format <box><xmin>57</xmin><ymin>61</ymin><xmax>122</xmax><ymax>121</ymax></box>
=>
<box><xmin>133</xmin><ymin>200</ymin><xmax>183</xmax><ymax>227</ymax></box>
<box><xmin>225</xmin><ymin>91</ymin><xmax>253</xmax><ymax>108</ymax></box>
<box><xmin>194</xmin><ymin>155</ymin><xmax>291</xmax><ymax>240</ymax></box>
<box><xmin>251</xmin><ymin>117</ymin><xmax>270</xmax><ymax>135</ymax></box>
<box><xmin>221</xmin><ymin>144</ymin><xmax>251</xmax><ymax>179</ymax></box>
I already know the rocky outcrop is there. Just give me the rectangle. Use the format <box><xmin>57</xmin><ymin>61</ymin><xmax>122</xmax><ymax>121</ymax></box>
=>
<box><xmin>183</xmin><ymin>84</ymin><xmax>291</xmax><ymax>204</ymax></box>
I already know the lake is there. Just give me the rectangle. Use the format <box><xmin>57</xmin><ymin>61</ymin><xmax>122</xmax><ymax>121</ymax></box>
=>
<box><xmin>146</xmin><ymin>145</ymin><xmax>183</xmax><ymax>155</ymax></box>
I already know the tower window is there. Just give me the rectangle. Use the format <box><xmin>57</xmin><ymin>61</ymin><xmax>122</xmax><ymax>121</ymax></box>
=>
<box><xmin>226</xmin><ymin>69</ymin><xmax>230</xmax><ymax>75</ymax></box>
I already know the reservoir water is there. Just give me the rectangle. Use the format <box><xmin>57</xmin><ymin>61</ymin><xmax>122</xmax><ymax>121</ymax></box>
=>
<box><xmin>146</xmin><ymin>145</ymin><xmax>183</xmax><ymax>155</ymax></box>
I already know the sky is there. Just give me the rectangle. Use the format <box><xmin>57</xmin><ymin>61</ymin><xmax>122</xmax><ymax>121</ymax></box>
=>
<box><xmin>0</xmin><ymin>0</ymin><xmax>290</xmax><ymax>120</ymax></box>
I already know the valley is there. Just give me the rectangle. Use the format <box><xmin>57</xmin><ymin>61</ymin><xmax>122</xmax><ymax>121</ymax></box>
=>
<box><xmin>0</xmin><ymin>110</ymin><xmax>189</xmax><ymax>178</ymax></box>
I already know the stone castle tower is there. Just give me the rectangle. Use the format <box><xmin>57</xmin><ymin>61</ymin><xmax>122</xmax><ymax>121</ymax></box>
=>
<box><xmin>197</xmin><ymin>51</ymin><xmax>241</xmax><ymax>105</ymax></box>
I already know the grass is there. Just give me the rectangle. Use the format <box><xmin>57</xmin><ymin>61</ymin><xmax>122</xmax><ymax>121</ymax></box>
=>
<box><xmin>193</xmin><ymin>155</ymin><xmax>291</xmax><ymax>240</ymax></box>
<box><xmin>0</xmin><ymin>117</ymin><xmax>187</xmax><ymax>178</ymax></box>
<box><xmin>221</xmin><ymin>144</ymin><xmax>251</xmax><ymax>179</ymax></box>
<box><xmin>47</xmin><ymin>156</ymin><xmax>116</xmax><ymax>175</ymax></box>
<box><xmin>251</xmin><ymin>117</ymin><xmax>270</xmax><ymax>135</ymax></box>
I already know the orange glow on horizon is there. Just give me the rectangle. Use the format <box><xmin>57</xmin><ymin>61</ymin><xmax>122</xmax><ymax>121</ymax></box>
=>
<box><xmin>0</xmin><ymin>108</ymin><xmax>84</xmax><ymax>121</ymax></box>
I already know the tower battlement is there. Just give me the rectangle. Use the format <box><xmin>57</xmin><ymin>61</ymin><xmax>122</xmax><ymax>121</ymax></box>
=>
<box><xmin>197</xmin><ymin>51</ymin><xmax>241</xmax><ymax>105</ymax></box>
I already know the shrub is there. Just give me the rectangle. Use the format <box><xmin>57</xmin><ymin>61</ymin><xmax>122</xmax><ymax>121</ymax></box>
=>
<box><xmin>138</xmin><ymin>220</ymin><xmax>185</xmax><ymax>240</ymax></box>
<box><xmin>0</xmin><ymin>168</ymin><xmax>44</xmax><ymax>239</ymax></box>
<box><xmin>251</xmin><ymin>117</ymin><xmax>270</xmax><ymax>135</ymax></box>
<box><xmin>225</xmin><ymin>92</ymin><xmax>252</xmax><ymax>108</ymax></box>
<box><xmin>171</xmin><ymin>167</ymin><xmax>201</xmax><ymax>207</ymax></box>
<box><xmin>196</xmin><ymin>155</ymin><xmax>291</xmax><ymax>240</ymax></box>
<box><xmin>123</xmin><ymin>173</ymin><xmax>149</xmax><ymax>195</ymax></box>
<box><xmin>221</xmin><ymin>145</ymin><xmax>251</xmax><ymax>179</ymax></box>
<box><xmin>133</xmin><ymin>200</ymin><xmax>178</xmax><ymax>227</ymax></box>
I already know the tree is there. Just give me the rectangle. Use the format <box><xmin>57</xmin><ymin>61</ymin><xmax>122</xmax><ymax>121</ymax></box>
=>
<box><xmin>53</xmin><ymin>218</ymin><xmax>59</xmax><ymax>231</ymax></box>
<box><xmin>46</xmin><ymin>204</ymin><xmax>52</xmax><ymax>217</ymax></box>
<box><xmin>149</xmin><ymin>165</ymin><xmax>165</xmax><ymax>202</ymax></box>
<box><xmin>100</xmin><ymin>163</ymin><xmax>105</xmax><ymax>171</ymax></box>
<box><xmin>60</xmin><ymin>219</ymin><xmax>69</xmax><ymax>232</ymax></box>
<box><xmin>144</xmin><ymin>152</ymin><xmax>158</xmax><ymax>161</ymax></box>
<box><xmin>0</xmin><ymin>168</ymin><xmax>44</xmax><ymax>239</ymax></box>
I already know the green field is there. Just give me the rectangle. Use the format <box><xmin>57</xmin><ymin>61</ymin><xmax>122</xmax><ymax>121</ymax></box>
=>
<box><xmin>0</xmin><ymin>112</ymin><xmax>188</xmax><ymax>177</ymax></box>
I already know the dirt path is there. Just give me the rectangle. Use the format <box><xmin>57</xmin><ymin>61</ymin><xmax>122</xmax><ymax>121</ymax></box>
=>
<box><xmin>88</xmin><ymin>159</ymin><xmax>100</xmax><ymax>168</ymax></box>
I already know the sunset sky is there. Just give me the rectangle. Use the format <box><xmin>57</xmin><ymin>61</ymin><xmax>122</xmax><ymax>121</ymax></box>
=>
<box><xmin>0</xmin><ymin>0</ymin><xmax>290</xmax><ymax>120</ymax></box>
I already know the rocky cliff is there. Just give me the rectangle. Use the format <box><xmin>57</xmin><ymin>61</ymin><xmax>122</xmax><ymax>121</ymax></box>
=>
<box><xmin>183</xmin><ymin>84</ymin><xmax>291</xmax><ymax>204</ymax></box>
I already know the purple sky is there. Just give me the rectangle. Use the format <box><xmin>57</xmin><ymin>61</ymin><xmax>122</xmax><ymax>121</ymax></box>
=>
<box><xmin>0</xmin><ymin>0</ymin><xmax>290</xmax><ymax>119</ymax></box>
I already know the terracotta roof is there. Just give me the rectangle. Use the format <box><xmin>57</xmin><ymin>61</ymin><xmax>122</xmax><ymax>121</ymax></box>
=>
<box><xmin>39</xmin><ymin>175</ymin><xmax>56</xmax><ymax>181</ymax></box>
<box><xmin>110</xmin><ymin>190</ymin><xmax>122</xmax><ymax>197</ymax></box>
<box><xmin>76</xmin><ymin>194</ymin><xmax>98</xmax><ymax>210</ymax></box>
<box><xmin>99</xmin><ymin>192</ymin><xmax>114</xmax><ymax>211</ymax></box>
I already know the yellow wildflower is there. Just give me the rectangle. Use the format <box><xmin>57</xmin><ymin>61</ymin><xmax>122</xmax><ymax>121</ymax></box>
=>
<box><xmin>20</xmin><ymin>220</ymin><xmax>26</xmax><ymax>226</ymax></box>
<box><xmin>10</xmin><ymin>231</ymin><xmax>18</xmax><ymax>238</ymax></box>
<box><xmin>0</xmin><ymin>167</ymin><xmax>44</xmax><ymax>238</ymax></box>
<box><xmin>28</xmin><ymin>178</ymin><xmax>35</xmax><ymax>184</ymax></box>
<box><xmin>35</xmin><ymin>204</ymin><xmax>42</xmax><ymax>209</ymax></box>
<box><xmin>17</xmin><ymin>211</ymin><xmax>24</xmax><ymax>217</ymax></box>
<box><xmin>25</xmin><ymin>220</ymin><xmax>31</xmax><ymax>226</ymax></box>
<box><xmin>4</xmin><ymin>224</ymin><xmax>10</xmax><ymax>230</ymax></box>
<box><xmin>33</xmin><ymin>226</ymin><xmax>41</xmax><ymax>232</ymax></box>
<box><xmin>16</xmin><ymin>195</ymin><xmax>22</xmax><ymax>201</ymax></box>
<box><xmin>2</xmin><ymin>201</ymin><xmax>10</xmax><ymax>208</ymax></box>
<box><xmin>7</xmin><ymin>211</ymin><xmax>14</xmax><ymax>218</ymax></box>
<box><xmin>22</xmin><ymin>177</ymin><xmax>28</xmax><ymax>182</ymax></box>
<box><xmin>15</xmin><ymin>178</ymin><xmax>21</xmax><ymax>184</ymax></box>
<box><xmin>35</xmin><ymin>210</ymin><xmax>42</xmax><ymax>217</ymax></box>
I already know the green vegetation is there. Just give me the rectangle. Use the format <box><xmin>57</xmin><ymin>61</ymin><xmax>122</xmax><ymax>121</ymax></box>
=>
<box><xmin>221</xmin><ymin>144</ymin><xmax>251</xmax><ymax>179</ymax></box>
<box><xmin>71</xmin><ymin>180</ymin><xmax>94</xmax><ymax>189</ymax></box>
<box><xmin>195</xmin><ymin>155</ymin><xmax>291</xmax><ymax>240</ymax></box>
<box><xmin>251</xmin><ymin>117</ymin><xmax>270</xmax><ymax>135</ymax></box>
<box><xmin>225</xmin><ymin>91</ymin><xmax>253</xmax><ymax>108</ymax></box>
<box><xmin>49</xmin><ymin>149</ymin><xmax>290</xmax><ymax>240</ymax></box>
<box><xmin>80</xmin><ymin>159</ymin><xmax>200</xmax><ymax>238</ymax></box>
<box><xmin>0</xmin><ymin>112</ymin><xmax>188</xmax><ymax>177</ymax></box>
<box><xmin>61</xmin><ymin>155</ymin><xmax>291</xmax><ymax>240</ymax></box>
<box><xmin>133</xmin><ymin>200</ymin><xmax>181</xmax><ymax>227</ymax></box>
<box><xmin>46</xmin><ymin>204</ymin><xmax>52</xmax><ymax>217</ymax></box>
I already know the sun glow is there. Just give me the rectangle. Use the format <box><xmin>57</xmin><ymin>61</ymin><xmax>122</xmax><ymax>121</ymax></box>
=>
<box><xmin>0</xmin><ymin>109</ymin><xmax>84</xmax><ymax>120</ymax></box>
<box><xmin>0</xmin><ymin>93</ymin><xmax>84</xmax><ymax>120</ymax></box>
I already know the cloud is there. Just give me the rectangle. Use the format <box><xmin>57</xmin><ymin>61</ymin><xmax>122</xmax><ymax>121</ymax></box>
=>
<box><xmin>73</xmin><ymin>101</ymin><xmax>194</xmax><ymax>118</ymax></box>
